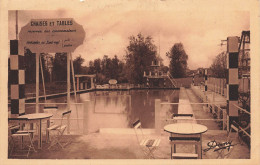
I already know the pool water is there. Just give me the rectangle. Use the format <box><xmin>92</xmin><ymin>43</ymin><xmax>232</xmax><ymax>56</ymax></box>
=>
<box><xmin>37</xmin><ymin>89</ymin><xmax>180</xmax><ymax>134</ymax></box>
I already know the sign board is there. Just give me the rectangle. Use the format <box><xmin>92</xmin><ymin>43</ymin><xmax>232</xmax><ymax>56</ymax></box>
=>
<box><xmin>109</xmin><ymin>79</ymin><xmax>117</xmax><ymax>85</ymax></box>
<box><xmin>19</xmin><ymin>18</ymin><xmax>85</xmax><ymax>53</ymax></box>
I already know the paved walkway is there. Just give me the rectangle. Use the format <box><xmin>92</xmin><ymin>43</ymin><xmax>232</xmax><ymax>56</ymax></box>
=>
<box><xmin>191</xmin><ymin>85</ymin><xmax>226</xmax><ymax>107</ymax></box>
<box><xmin>175</xmin><ymin>87</ymin><xmax>196</xmax><ymax>123</ymax></box>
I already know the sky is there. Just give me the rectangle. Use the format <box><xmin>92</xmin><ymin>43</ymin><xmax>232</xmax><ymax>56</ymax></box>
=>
<box><xmin>8</xmin><ymin>6</ymin><xmax>250</xmax><ymax>70</ymax></box>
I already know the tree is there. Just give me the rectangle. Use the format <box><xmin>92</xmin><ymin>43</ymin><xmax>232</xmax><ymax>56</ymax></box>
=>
<box><xmin>73</xmin><ymin>55</ymin><xmax>85</xmax><ymax>75</ymax></box>
<box><xmin>93</xmin><ymin>58</ymin><xmax>101</xmax><ymax>73</ymax></box>
<box><xmin>210</xmin><ymin>51</ymin><xmax>227</xmax><ymax>78</ymax></box>
<box><xmin>53</xmin><ymin>53</ymin><xmax>67</xmax><ymax>81</ymax></box>
<box><xmin>24</xmin><ymin>48</ymin><xmax>36</xmax><ymax>84</ymax></box>
<box><xmin>125</xmin><ymin>33</ymin><xmax>157</xmax><ymax>84</ymax></box>
<box><xmin>40</xmin><ymin>53</ymin><xmax>54</xmax><ymax>83</ymax></box>
<box><xmin>166</xmin><ymin>43</ymin><xmax>188</xmax><ymax>78</ymax></box>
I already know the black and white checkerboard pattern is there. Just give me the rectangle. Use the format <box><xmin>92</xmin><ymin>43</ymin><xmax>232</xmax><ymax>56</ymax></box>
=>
<box><xmin>10</xmin><ymin>40</ymin><xmax>25</xmax><ymax>117</ymax></box>
<box><xmin>227</xmin><ymin>37</ymin><xmax>239</xmax><ymax>121</ymax></box>
<box><xmin>204</xmin><ymin>69</ymin><xmax>207</xmax><ymax>92</ymax></box>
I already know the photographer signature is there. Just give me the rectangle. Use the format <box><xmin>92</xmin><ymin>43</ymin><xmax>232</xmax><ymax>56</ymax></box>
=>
<box><xmin>203</xmin><ymin>140</ymin><xmax>237</xmax><ymax>152</ymax></box>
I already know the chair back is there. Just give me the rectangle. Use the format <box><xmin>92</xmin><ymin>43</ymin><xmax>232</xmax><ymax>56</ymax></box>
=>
<box><xmin>133</xmin><ymin>119</ymin><xmax>144</xmax><ymax>144</ymax></box>
<box><xmin>60</xmin><ymin>110</ymin><xmax>71</xmax><ymax>126</ymax></box>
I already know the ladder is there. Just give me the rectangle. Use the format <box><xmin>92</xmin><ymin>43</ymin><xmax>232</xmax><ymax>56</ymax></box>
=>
<box><xmin>167</xmin><ymin>72</ymin><xmax>177</xmax><ymax>88</ymax></box>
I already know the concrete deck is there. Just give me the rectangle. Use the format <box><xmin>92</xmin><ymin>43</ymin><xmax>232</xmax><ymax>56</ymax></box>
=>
<box><xmin>8</xmin><ymin>88</ymin><xmax>250</xmax><ymax>159</ymax></box>
<box><xmin>175</xmin><ymin>87</ymin><xmax>196</xmax><ymax>123</ymax></box>
<box><xmin>8</xmin><ymin>130</ymin><xmax>249</xmax><ymax>159</ymax></box>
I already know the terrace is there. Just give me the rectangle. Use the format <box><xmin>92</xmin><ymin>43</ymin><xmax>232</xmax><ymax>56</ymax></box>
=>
<box><xmin>8</xmin><ymin>86</ymin><xmax>250</xmax><ymax>159</ymax></box>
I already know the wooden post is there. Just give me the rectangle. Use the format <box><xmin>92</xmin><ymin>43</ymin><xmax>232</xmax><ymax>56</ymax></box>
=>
<box><xmin>67</xmin><ymin>53</ymin><xmax>70</xmax><ymax>133</ymax></box>
<box><xmin>77</xmin><ymin>77</ymin><xmax>79</xmax><ymax>91</ymax></box>
<box><xmin>36</xmin><ymin>53</ymin><xmax>39</xmax><ymax>113</ymax></box>
<box><xmin>90</xmin><ymin>77</ymin><xmax>94</xmax><ymax>89</ymax></box>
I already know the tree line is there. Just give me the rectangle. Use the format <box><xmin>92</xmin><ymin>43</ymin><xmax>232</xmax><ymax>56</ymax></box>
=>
<box><xmin>8</xmin><ymin>33</ymin><xmax>190</xmax><ymax>85</ymax></box>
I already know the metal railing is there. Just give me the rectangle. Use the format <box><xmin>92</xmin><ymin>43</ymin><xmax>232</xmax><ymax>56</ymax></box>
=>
<box><xmin>192</xmin><ymin>84</ymin><xmax>251</xmax><ymax>139</ymax></box>
<box><xmin>155</xmin><ymin>100</ymin><xmax>228</xmax><ymax>132</ymax></box>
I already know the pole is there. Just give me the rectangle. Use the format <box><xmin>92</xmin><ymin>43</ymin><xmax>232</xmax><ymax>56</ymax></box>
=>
<box><xmin>67</xmin><ymin>53</ymin><xmax>71</xmax><ymax>134</ymax></box>
<box><xmin>36</xmin><ymin>53</ymin><xmax>39</xmax><ymax>113</ymax></box>
<box><xmin>15</xmin><ymin>10</ymin><xmax>18</xmax><ymax>40</ymax></box>
<box><xmin>70</xmin><ymin>53</ymin><xmax>80</xmax><ymax>131</ymax></box>
<box><xmin>205</xmin><ymin>69</ymin><xmax>207</xmax><ymax>93</ymax></box>
<box><xmin>67</xmin><ymin>53</ymin><xmax>71</xmax><ymax>110</ymax></box>
<box><xmin>39</xmin><ymin>54</ymin><xmax>47</xmax><ymax>102</ymax></box>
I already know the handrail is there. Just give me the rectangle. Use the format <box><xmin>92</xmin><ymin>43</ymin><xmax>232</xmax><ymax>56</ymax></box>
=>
<box><xmin>238</xmin><ymin>126</ymin><xmax>251</xmax><ymax>138</ymax></box>
<box><xmin>24</xmin><ymin>103</ymin><xmax>83</xmax><ymax>105</ymax></box>
<box><xmin>166</xmin><ymin>118</ymin><xmax>226</xmax><ymax>121</ymax></box>
<box><xmin>233</xmin><ymin>104</ymin><xmax>250</xmax><ymax>115</ymax></box>
<box><xmin>161</xmin><ymin>102</ymin><xmax>226</xmax><ymax>105</ymax></box>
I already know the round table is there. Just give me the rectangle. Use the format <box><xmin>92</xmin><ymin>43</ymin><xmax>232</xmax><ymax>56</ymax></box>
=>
<box><xmin>164</xmin><ymin>123</ymin><xmax>208</xmax><ymax>159</ymax></box>
<box><xmin>164</xmin><ymin>123</ymin><xmax>208</xmax><ymax>135</ymax></box>
<box><xmin>18</xmin><ymin>113</ymin><xmax>53</xmax><ymax>149</ymax></box>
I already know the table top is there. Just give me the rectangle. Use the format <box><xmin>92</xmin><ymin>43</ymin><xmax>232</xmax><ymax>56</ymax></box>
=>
<box><xmin>164</xmin><ymin>123</ymin><xmax>208</xmax><ymax>135</ymax></box>
<box><xmin>18</xmin><ymin>113</ymin><xmax>53</xmax><ymax>120</ymax></box>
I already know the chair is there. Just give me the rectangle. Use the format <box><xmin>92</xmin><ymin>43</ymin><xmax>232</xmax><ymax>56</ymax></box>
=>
<box><xmin>47</xmin><ymin>110</ymin><xmax>72</xmax><ymax>150</ymax></box>
<box><xmin>43</xmin><ymin>106</ymin><xmax>58</xmax><ymax>141</ymax></box>
<box><xmin>132</xmin><ymin>119</ymin><xmax>161</xmax><ymax>159</ymax></box>
<box><xmin>8</xmin><ymin>118</ymin><xmax>37</xmax><ymax>158</ymax></box>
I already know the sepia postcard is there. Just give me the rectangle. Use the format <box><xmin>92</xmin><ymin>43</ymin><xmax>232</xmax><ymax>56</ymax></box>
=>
<box><xmin>0</xmin><ymin>0</ymin><xmax>259</xmax><ymax>165</ymax></box>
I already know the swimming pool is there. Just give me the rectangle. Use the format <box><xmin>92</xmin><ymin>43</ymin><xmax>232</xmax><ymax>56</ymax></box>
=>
<box><xmin>32</xmin><ymin>89</ymin><xmax>180</xmax><ymax>134</ymax></box>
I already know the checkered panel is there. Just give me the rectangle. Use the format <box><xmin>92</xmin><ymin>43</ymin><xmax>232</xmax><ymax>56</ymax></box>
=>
<box><xmin>19</xmin><ymin>99</ymin><xmax>25</xmax><ymax>114</ymax></box>
<box><xmin>227</xmin><ymin>100</ymin><xmax>239</xmax><ymax>116</ymax></box>
<box><xmin>10</xmin><ymin>99</ymin><xmax>19</xmax><ymax>114</ymax></box>
<box><xmin>9</xmin><ymin>70</ymin><xmax>18</xmax><ymax>84</ymax></box>
<box><xmin>10</xmin><ymin>40</ymin><xmax>25</xmax><ymax>116</ymax></box>
<box><xmin>228</xmin><ymin>84</ymin><xmax>238</xmax><ymax>101</ymax></box>
<box><xmin>11</xmin><ymin>84</ymin><xmax>19</xmax><ymax>99</ymax></box>
<box><xmin>204</xmin><ymin>69</ymin><xmax>207</xmax><ymax>92</ymax></box>
<box><xmin>226</xmin><ymin>38</ymin><xmax>239</xmax><ymax>117</ymax></box>
<box><xmin>18</xmin><ymin>55</ymin><xmax>25</xmax><ymax>70</ymax></box>
<box><xmin>228</xmin><ymin>69</ymin><xmax>239</xmax><ymax>84</ymax></box>
<box><xmin>229</xmin><ymin>53</ymin><xmax>239</xmax><ymax>68</ymax></box>
<box><xmin>10</xmin><ymin>55</ymin><xmax>18</xmax><ymax>70</ymax></box>
<box><xmin>19</xmin><ymin>70</ymin><xmax>25</xmax><ymax>84</ymax></box>
<box><xmin>227</xmin><ymin>37</ymin><xmax>239</xmax><ymax>53</ymax></box>
<box><xmin>10</xmin><ymin>40</ymin><xmax>18</xmax><ymax>55</ymax></box>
